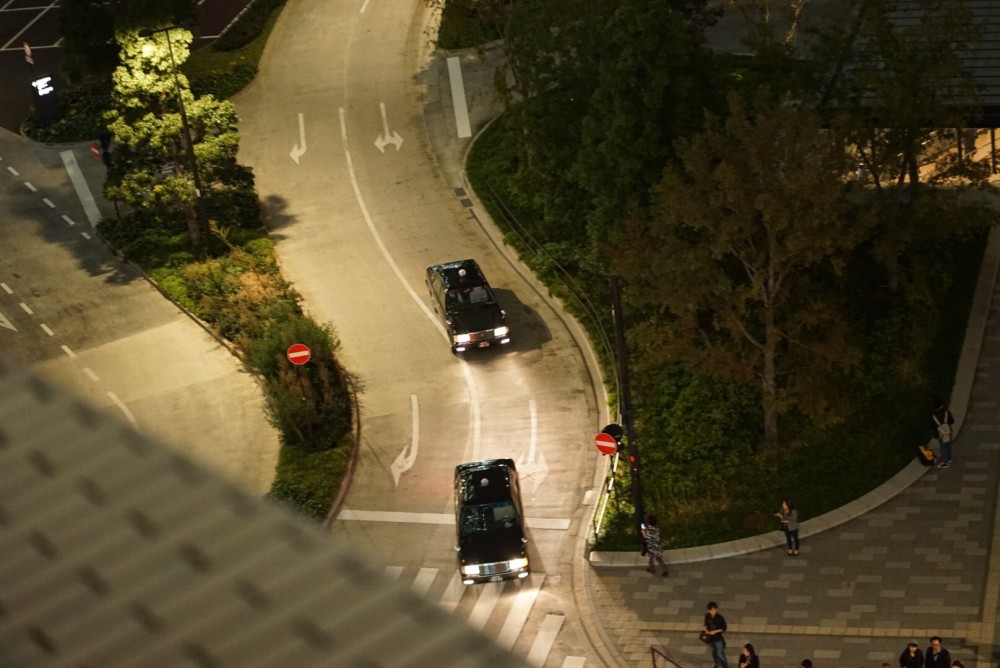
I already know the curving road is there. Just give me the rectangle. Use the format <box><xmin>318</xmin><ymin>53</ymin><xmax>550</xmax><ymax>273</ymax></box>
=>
<box><xmin>234</xmin><ymin>1</ymin><xmax>605</xmax><ymax>665</ymax></box>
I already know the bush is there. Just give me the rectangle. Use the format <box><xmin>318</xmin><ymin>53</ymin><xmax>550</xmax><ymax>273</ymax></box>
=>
<box><xmin>267</xmin><ymin>441</ymin><xmax>352</xmax><ymax>520</ymax></box>
<box><xmin>23</xmin><ymin>84</ymin><xmax>110</xmax><ymax>144</ymax></box>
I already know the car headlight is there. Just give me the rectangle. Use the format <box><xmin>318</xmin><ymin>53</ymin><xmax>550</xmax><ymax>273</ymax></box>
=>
<box><xmin>507</xmin><ymin>557</ymin><xmax>528</xmax><ymax>570</ymax></box>
<box><xmin>461</xmin><ymin>564</ymin><xmax>480</xmax><ymax>575</ymax></box>
<box><xmin>455</xmin><ymin>334</ymin><xmax>471</xmax><ymax>343</ymax></box>
<box><xmin>494</xmin><ymin>326</ymin><xmax>508</xmax><ymax>337</ymax></box>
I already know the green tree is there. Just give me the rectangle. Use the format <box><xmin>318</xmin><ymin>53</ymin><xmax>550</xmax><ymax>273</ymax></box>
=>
<box><xmin>573</xmin><ymin>0</ymin><xmax>717</xmax><ymax>246</ymax></box>
<box><xmin>104</xmin><ymin>28</ymin><xmax>242</xmax><ymax>248</ymax></box>
<box><xmin>58</xmin><ymin>0</ymin><xmax>197</xmax><ymax>82</ymax></box>
<box><xmin>614</xmin><ymin>91</ymin><xmax>874</xmax><ymax>445</ymax></box>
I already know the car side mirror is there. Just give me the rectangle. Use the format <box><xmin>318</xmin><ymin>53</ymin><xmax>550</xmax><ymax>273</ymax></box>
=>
<box><xmin>521</xmin><ymin>537</ymin><xmax>528</xmax><ymax>544</ymax></box>
<box><xmin>454</xmin><ymin>544</ymin><xmax>461</xmax><ymax>552</ymax></box>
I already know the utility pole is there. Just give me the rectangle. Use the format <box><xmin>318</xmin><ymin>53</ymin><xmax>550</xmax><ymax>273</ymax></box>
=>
<box><xmin>609</xmin><ymin>275</ymin><xmax>645</xmax><ymax>540</ymax></box>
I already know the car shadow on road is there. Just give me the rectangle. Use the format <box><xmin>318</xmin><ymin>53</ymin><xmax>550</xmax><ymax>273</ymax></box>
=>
<box><xmin>459</xmin><ymin>288</ymin><xmax>551</xmax><ymax>364</ymax></box>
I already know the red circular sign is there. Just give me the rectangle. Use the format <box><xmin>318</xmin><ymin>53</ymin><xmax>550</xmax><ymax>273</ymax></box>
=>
<box><xmin>286</xmin><ymin>343</ymin><xmax>311</xmax><ymax>365</ymax></box>
<box><xmin>595</xmin><ymin>432</ymin><xmax>618</xmax><ymax>455</ymax></box>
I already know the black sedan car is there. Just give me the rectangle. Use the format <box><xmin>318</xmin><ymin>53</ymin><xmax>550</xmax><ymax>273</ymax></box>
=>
<box><xmin>454</xmin><ymin>459</ymin><xmax>529</xmax><ymax>584</ymax></box>
<box><xmin>426</xmin><ymin>259</ymin><xmax>510</xmax><ymax>353</ymax></box>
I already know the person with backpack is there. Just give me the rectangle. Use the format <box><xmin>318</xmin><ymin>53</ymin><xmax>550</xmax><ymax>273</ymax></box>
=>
<box><xmin>931</xmin><ymin>399</ymin><xmax>956</xmax><ymax>468</ymax></box>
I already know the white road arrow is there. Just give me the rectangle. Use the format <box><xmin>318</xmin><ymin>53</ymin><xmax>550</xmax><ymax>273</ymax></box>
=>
<box><xmin>0</xmin><ymin>309</ymin><xmax>17</xmax><ymax>331</ymax></box>
<box><xmin>516</xmin><ymin>399</ymin><xmax>549</xmax><ymax>495</ymax></box>
<box><xmin>374</xmin><ymin>102</ymin><xmax>403</xmax><ymax>152</ymax></box>
<box><xmin>390</xmin><ymin>394</ymin><xmax>420</xmax><ymax>486</ymax></box>
<box><xmin>289</xmin><ymin>113</ymin><xmax>306</xmax><ymax>164</ymax></box>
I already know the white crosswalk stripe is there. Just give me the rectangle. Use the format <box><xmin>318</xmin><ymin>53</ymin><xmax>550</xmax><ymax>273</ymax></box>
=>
<box><xmin>389</xmin><ymin>565</ymin><xmax>583</xmax><ymax>666</ymax></box>
<box><xmin>526</xmin><ymin>614</ymin><xmax>564</xmax><ymax>667</ymax></box>
<box><xmin>411</xmin><ymin>567</ymin><xmax>437</xmax><ymax>596</ymax></box>
<box><xmin>496</xmin><ymin>574</ymin><xmax>544</xmax><ymax>649</ymax></box>
<box><xmin>467</xmin><ymin>580</ymin><xmax>503</xmax><ymax>630</ymax></box>
<box><xmin>439</xmin><ymin>570</ymin><xmax>465</xmax><ymax>613</ymax></box>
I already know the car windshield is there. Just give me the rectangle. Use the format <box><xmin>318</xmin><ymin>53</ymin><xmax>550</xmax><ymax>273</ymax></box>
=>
<box><xmin>460</xmin><ymin>500</ymin><xmax>520</xmax><ymax>534</ymax></box>
<box><xmin>446</xmin><ymin>286</ymin><xmax>491</xmax><ymax>311</ymax></box>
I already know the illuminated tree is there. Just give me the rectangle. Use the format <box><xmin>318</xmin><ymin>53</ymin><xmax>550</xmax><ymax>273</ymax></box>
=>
<box><xmin>104</xmin><ymin>28</ymin><xmax>241</xmax><ymax>248</ymax></box>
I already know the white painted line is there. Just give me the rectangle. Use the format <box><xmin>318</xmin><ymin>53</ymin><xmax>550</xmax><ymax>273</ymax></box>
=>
<box><xmin>562</xmin><ymin>657</ymin><xmax>586</xmax><ymax>667</ymax></box>
<box><xmin>411</xmin><ymin>567</ymin><xmax>437</xmax><ymax>597</ymax></box>
<box><xmin>1</xmin><ymin>1</ymin><xmax>56</xmax><ymax>51</ymax></box>
<box><xmin>107</xmin><ymin>391</ymin><xmax>139</xmax><ymax>431</ymax></box>
<box><xmin>61</xmin><ymin>214</ymin><xmax>76</xmax><ymax>226</ymax></box>
<box><xmin>19</xmin><ymin>302</ymin><xmax>33</xmax><ymax>315</ymax></box>
<box><xmin>339</xmin><ymin>109</ymin><xmax>443</xmax><ymax>336</ymax></box>
<box><xmin>466</xmin><ymin>581</ymin><xmax>501</xmax><ymax>631</ymax></box>
<box><xmin>42</xmin><ymin>197</ymin><xmax>55</xmax><ymax>208</ymax></box>
<box><xmin>340</xmin><ymin>510</ymin><xmax>451</xmax><ymax>524</ymax></box>
<box><xmin>337</xmin><ymin>509</ymin><xmax>571</xmax><ymax>530</ymax></box>
<box><xmin>39</xmin><ymin>323</ymin><xmax>54</xmax><ymax>336</ymax></box>
<box><xmin>496</xmin><ymin>574</ymin><xmax>544</xmax><ymax>649</ymax></box>
<box><xmin>0</xmin><ymin>310</ymin><xmax>16</xmax><ymax>331</ymax></box>
<box><xmin>25</xmin><ymin>182</ymin><xmax>37</xmax><ymax>192</ymax></box>
<box><xmin>340</xmin><ymin>107</ymin><xmax>484</xmax><ymax>460</ymax></box>
<box><xmin>438</xmin><ymin>571</ymin><xmax>464</xmax><ymax>613</ymax></box>
<box><xmin>81</xmin><ymin>232</ymin><xmax>92</xmax><ymax>240</ymax></box>
<box><xmin>384</xmin><ymin>565</ymin><xmax>403</xmax><ymax>581</ymax></box>
<box><xmin>7</xmin><ymin>166</ymin><xmax>19</xmax><ymax>176</ymax></box>
<box><xmin>83</xmin><ymin>367</ymin><xmax>99</xmax><ymax>383</ymax></box>
<box><xmin>0</xmin><ymin>283</ymin><xmax>11</xmax><ymax>294</ymax></box>
<box><xmin>359</xmin><ymin>0</ymin><xmax>371</xmax><ymax>13</ymax></box>
<box><xmin>60</xmin><ymin>344</ymin><xmax>76</xmax><ymax>359</ymax></box>
<box><xmin>446</xmin><ymin>57</ymin><xmax>472</xmax><ymax>138</ymax></box>
<box><xmin>59</xmin><ymin>149</ymin><xmax>102</xmax><ymax>225</ymax></box>
<box><xmin>526</xmin><ymin>614</ymin><xmax>564</xmax><ymax>667</ymax></box>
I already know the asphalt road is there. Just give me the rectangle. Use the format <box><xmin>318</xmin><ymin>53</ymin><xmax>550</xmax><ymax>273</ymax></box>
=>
<box><xmin>233</xmin><ymin>1</ymin><xmax>604</xmax><ymax>665</ymax></box>
<box><xmin>0</xmin><ymin>128</ymin><xmax>281</xmax><ymax>494</ymax></box>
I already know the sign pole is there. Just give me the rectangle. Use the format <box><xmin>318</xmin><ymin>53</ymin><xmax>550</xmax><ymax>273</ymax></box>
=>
<box><xmin>610</xmin><ymin>275</ymin><xmax>645</xmax><ymax>542</ymax></box>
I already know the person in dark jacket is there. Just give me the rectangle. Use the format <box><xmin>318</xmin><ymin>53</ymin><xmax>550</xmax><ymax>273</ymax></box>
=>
<box><xmin>737</xmin><ymin>643</ymin><xmax>759</xmax><ymax>668</ymax></box>
<box><xmin>931</xmin><ymin>399</ymin><xmax>956</xmax><ymax>468</ymax></box>
<box><xmin>900</xmin><ymin>641</ymin><xmax>924</xmax><ymax>668</ymax></box>
<box><xmin>925</xmin><ymin>636</ymin><xmax>950</xmax><ymax>668</ymax></box>
<box><xmin>703</xmin><ymin>601</ymin><xmax>729</xmax><ymax>668</ymax></box>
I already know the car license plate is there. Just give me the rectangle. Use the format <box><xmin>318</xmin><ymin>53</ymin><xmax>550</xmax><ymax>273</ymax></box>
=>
<box><xmin>478</xmin><ymin>341</ymin><xmax>490</xmax><ymax>348</ymax></box>
<box><xmin>490</xmin><ymin>575</ymin><xmax>502</xmax><ymax>582</ymax></box>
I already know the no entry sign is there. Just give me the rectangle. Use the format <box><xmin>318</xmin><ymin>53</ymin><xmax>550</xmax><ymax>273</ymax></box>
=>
<box><xmin>287</xmin><ymin>343</ymin><xmax>311</xmax><ymax>365</ymax></box>
<box><xmin>595</xmin><ymin>432</ymin><xmax>618</xmax><ymax>456</ymax></box>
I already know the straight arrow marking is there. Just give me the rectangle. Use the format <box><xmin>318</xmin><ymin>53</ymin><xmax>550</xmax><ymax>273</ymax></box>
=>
<box><xmin>374</xmin><ymin>102</ymin><xmax>403</xmax><ymax>152</ymax></box>
<box><xmin>289</xmin><ymin>113</ymin><xmax>306</xmax><ymax>163</ymax></box>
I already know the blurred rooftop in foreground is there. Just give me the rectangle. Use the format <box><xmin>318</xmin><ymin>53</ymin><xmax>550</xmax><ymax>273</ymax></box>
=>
<box><xmin>0</xmin><ymin>354</ymin><xmax>527</xmax><ymax>668</ymax></box>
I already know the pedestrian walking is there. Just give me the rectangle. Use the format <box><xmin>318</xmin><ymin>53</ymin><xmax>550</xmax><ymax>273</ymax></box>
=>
<box><xmin>738</xmin><ymin>643</ymin><xmax>759</xmax><ymax>668</ymax></box>
<box><xmin>925</xmin><ymin>637</ymin><xmax>950</xmax><ymax>668</ymax></box>
<box><xmin>703</xmin><ymin>601</ymin><xmax>729</xmax><ymax>668</ymax></box>
<box><xmin>775</xmin><ymin>499</ymin><xmax>800</xmax><ymax>556</ymax></box>
<box><xmin>931</xmin><ymin>399</ymin><xmax>955</xmax><ymax>468</ymax></box>
<box><xmin>641</xmin><ymin>514</ymin><xmax>668</xmax><ymax>576</ymax></box>
<box><xmin>900</xmin><ymin>641</ymin><xmax>924</xmax><ymax>668</ymax></box>
<box><xmin>950</xmin><ymin>661</ymin><xmax>963</xmax><ymax>668</ymax></box>
<box><xmin>799</xmin><ymin>661</ymin><xmax>812</xmax><ymax>668</ymax></box>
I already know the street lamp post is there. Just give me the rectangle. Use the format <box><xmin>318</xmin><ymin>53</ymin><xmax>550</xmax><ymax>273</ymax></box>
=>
<box><xmin>139</xmin><ymin>26</ymin><xmax>205</xmax><ymax>246</ymax></box>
